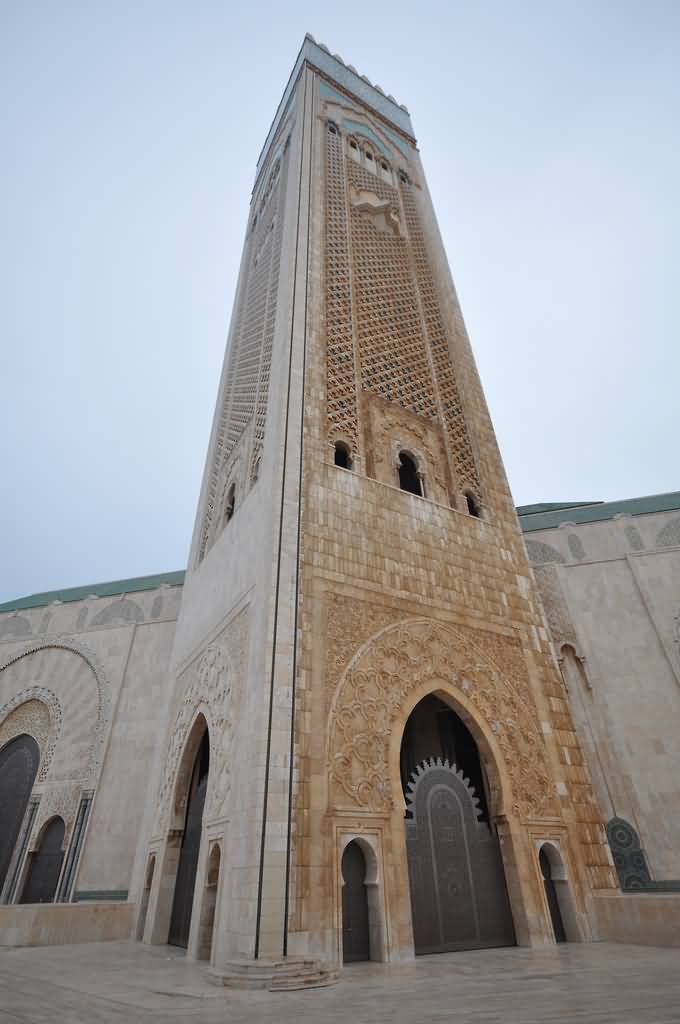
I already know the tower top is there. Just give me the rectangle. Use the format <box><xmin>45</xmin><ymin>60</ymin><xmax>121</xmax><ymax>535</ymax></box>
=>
<box><xmin>257</xmin><ymin>34</ymin><xmax>416</xmax><ymax>175</ymax></box>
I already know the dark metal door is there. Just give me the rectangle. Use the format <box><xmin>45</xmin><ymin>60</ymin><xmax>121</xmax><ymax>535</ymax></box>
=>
<box><xmin>20</xmin><ymin>817</ymin><xmax>65</xmax><ymax>904</ymax></box>
<box><xmin>540</xmin><ymin>849</ymin><xmax>566</xmax><ymax>942</ymax></box>
<box><xmin>168</xmin><ymin>765</ymin><xmax>208</xmax><ymax>948</ymax></box>
<box><xmin>341</xmin><ymin>841</ymin><xmax>370</xmax><ymax>962</ymax></box>
<box><xmin>405</xmin><ymin>760</ymin><xmax>515</xmax><ymax>954</ymax></box>
<box><xmin>0</xmin><ymin>735</ymin><xmax>40</xmax><ymax>891</ymax></box>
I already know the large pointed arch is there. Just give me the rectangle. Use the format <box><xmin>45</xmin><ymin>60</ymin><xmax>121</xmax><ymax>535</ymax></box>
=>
<box><xmin>327</xmin><ymin>618</ymin><xmax>552</xmax><ymax>820</ymax></box>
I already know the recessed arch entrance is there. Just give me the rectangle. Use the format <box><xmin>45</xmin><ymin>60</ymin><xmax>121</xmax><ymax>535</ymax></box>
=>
<box><xmin>538</xmin><ymin>841</ymin><xmax>580</xmax><ymax>943</ymax></box>
<box><xmin>20</xmin><ymin>816</ymin><xmax>65</xmax><ymax>904</ymax></box>
<box><xmin>400</xmin><ymin>694</ymin><xmax>515</xmax><ymax>954</ymax></box>
<box><xmin>0</xmin><ymin>734</ymin><xmax>40</xmax><ymax>893</ymax></box>
<box><xmin>341</xmin><ymin>841</ymin><xmax>370</xmax><ymax>962</ymax></box>
<box><xmin>168</xmin><ymin>725</ymin><xmax>210</xmax><ymax>948</ymax></box>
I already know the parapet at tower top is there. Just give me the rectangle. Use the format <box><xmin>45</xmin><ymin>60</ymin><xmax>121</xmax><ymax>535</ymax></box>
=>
<box><xmin>257</xmin><ymin>34</ymin><xmax>416</xmax><ymax>175</ymax></box>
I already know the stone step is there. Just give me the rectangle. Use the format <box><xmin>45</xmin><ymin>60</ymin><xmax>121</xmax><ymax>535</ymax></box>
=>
<box><xmin>207</xmin><ymin>957</ymin><xmax>340</xmax><ymax>991</ymax></box>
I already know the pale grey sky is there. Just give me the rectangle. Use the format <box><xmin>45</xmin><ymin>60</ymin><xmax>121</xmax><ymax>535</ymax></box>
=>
<box><xmin>2</xmin><ymin>1</ymin><xmax>678</xmax><ymax>602</ymax></box>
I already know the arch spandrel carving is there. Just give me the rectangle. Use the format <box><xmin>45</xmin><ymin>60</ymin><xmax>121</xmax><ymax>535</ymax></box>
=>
<box><xmin>327</xmin><ymin>618</ymin><xmax>555</xmax><ymax>821</ymax></box>
<box><xmin>153</xmin><ymin>611</ymin><xmax>248</xmax><ymax>836</ymax></box>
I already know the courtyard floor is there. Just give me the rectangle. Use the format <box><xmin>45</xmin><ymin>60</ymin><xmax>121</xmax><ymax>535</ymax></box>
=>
<box><xmin>0</xmin><ymin>939</ymin><xmax>679</xmax><ymax>1023</ymax></box>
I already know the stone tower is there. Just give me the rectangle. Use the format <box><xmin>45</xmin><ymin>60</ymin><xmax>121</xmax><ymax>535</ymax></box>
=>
<box><xmin>139</xmin><ymin>36</ymin><xmax>617</xmax><ymax>979</ymax></box>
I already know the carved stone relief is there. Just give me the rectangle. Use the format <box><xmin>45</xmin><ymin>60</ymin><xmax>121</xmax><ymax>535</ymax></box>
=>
<box><xmin>0</xmin><ymin>639</ymin><xmax>110</xmax><ymax>784</ymax></box>
<box><xmin>364</xmin><ymin>394</ymin><xmax>451</xmax><ymax>505</ymax></box>
<box><xmin>0</xmin><ymin>699</ymin><xmax>51</xmax><ymax>779</ymax></box>
<box><xmin>153</xmin><ymin>610</ymin><xmax>248</xmax><ymax>834</ymax></box>
<box><xmin>327</xmin><ymin>616</ymin><xmax>554</xmax><ymax>820</ymax></box>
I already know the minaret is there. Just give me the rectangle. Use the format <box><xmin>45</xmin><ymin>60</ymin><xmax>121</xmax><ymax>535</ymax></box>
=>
<box><xmin>140</xmin><ymin>36</ymin><xmax>616</xmax><ymax>981</ymax></box>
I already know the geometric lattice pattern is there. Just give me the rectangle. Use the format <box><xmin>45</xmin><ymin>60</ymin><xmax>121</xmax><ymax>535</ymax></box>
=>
<box><xmin>348</xmin><ymin>160</ymin><xmax>438</xmax><ymax>424</ymax></box>
<box><xmin>324</xmin><ymin>127</ymin><xmax>360</xmax><ymax>453</ymax></box>
<box><xmin>198</xmin><ymin>145</ymin><xmax>290</xmax><ymax>561</ymax></box>
<box><xmin>324</xmin><ymin>124</ymin><xmax>481</xmax><ymax>500</ymax></box>
<box><xmin>398</xmin><ymin>180</ymin><xmax>480</xmax><ymax>494</ymax></box>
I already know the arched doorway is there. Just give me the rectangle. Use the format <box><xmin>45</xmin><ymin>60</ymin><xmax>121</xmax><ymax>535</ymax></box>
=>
<box><xmin>168</xmin><ymin>729</ymin><xmax>209</xmax><ymax>948</ymax></box>
<box><xmin>20</xmin><ymin>817</ymin><xmax>65</xmax><ymax>904</ymax></box>
<box><xmin>0</xmin><ymin>735</ymin><xmax>40</xmax><ymax>893</ymax></box>
<box><xmin>539</xmin><ymin>848</ymin><xmax>566</xmax><ymax>942</ymax></box>
<box><xmin>401</xmin><ymin>694</ymin><xmax>515</xmax><ymax>954</ymax></box>
<box><xmin>341</xmin><ymin>841</ymin><xmax>370</xmax><ymax>963</ymax></box>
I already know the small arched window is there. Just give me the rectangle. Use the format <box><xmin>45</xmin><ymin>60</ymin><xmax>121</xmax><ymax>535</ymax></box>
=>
<box><xmin>465</xmin><ymin>492</ymin><xmax>481</xmax><ymax>518</ymax></box>
<box><xmin>334</xmin><ymin>442</ymin><xmax>352</xmax><ymax>470</ymax></box>
<box><xmin>348</xmin><ymin>138</ymin><xmax>361</xmax><ymax>163</ymax></box>
<box><xmin>398</xmin><ymin>170</ymin><xmax>410</xmax><ymax>185</ymax></box>
<box><xmin>398</xmin><ymin>452</ymin><xmax>422</xmax><ymax>496</ymax></box>
<box><xmin>328</xmin><ymin>121</ymin><xmax>338</xmax><ymax>135</ymax></box>
<box><xmin>365</xmin><ymin>150</ymin><xmax>373</xmax><ymax>164</ymax></box>
<box><xmin>224</xmin><ymin>483</ymin><xmax>236</xmax><ymax>524</ymax></box>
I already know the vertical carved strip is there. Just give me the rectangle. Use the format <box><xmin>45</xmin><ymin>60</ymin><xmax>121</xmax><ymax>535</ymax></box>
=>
<box><xmin>399</xmin><ymin>181</ymin><xmax>481</xmax><ymax>496</ymax></box>
<box><xmin>324</xmin><ymin>127</ymin><xmax>359</xmax><ymax>453</ymax></box>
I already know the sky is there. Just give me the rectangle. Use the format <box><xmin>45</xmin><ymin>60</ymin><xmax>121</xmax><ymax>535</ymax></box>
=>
<box><xmin>1</xmin><ymin>1</ymin><xmax>678</xmax><ymax>603</ymax></box>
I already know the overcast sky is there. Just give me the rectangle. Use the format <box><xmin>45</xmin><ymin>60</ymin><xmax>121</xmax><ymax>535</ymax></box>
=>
<box><xmin>2</xmin><ymin>1</ymin><xmax>678</xmax><ymax>603</ymax></box>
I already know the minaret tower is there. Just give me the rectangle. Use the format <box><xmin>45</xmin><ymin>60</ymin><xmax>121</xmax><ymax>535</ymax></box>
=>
<box><xmin>139</xmin><ymin>37</ymin><xmax>616</xmax><ymax>981</ymax></box>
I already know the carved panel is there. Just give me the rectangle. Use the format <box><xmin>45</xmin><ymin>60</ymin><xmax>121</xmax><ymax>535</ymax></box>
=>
<box><xmin>154</xmin><ymin>610</ymin><xmax>249</xmax><ymax>834</ymax></box>
<box><xmin>0</xmin><ymin>639</ymin><xmax>110</xmax><ymax>784</ymax></box>
<box><xmin>198</xmin><ymin>139</ymin><xmax>290</xmax><ymax>561</ymax></box>
<box><xmin>365</xmin><ymin>394</ymin><xmax>451</xmax><ymax>504</ymax></box>
<box><xmin>324</xmin><ymin>123</ymin><xmax>360</xmax><ymax>452</ymax></box>
<box><xmin>398</xmin><ymin>180</ymin><xmax>480</xmax><ymax>495</ymax></box>
<box><xmin>0</xmin><ymin>700</ymin><xmax>51</xmax><ymax>778</ymax></box>
<box><xmin>531</xmin><ymin>565</ymin><xmax>576</xmax><ymax>647</ymax></box>
<box><xmin>327</xmin><ymin>617</ymin><xmax>554</xmax><ymax>820</ymax></box>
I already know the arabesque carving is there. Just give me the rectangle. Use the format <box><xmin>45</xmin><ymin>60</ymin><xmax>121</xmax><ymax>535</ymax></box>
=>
<box><xmin>154</xmin><ymin>611</ymin><xmax>248</xmax><ymax>833</ymax></box>
<box><xmin>328</xmin><ymin>618</ymin><xmax>553</xmax><ymax>820</ymax></box>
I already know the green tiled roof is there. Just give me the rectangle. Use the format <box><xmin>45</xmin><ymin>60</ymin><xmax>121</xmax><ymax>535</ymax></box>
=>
<box><xmin>0</xmin><ymin>571</ymin><xmax>185</xmax><ymax>613</ymax></box>
<box><xmin>517</xmin><ymin>491</ymin><xmax>680</xmax><ymax>533</ymax></box>
<box><xmin>515</xmin><ymin>501</ymin><xmax>602</xmax><ymax>517</ymax></box>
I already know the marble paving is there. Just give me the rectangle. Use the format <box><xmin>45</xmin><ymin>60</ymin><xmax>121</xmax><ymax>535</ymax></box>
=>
<box><xmin>0</xmin><ymin>940</ymin><xmax>679</xmax><ymax>1023</ymax></box>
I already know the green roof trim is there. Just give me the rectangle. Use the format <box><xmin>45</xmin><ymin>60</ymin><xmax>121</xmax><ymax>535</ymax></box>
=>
<box><xmin>515</xmin><ymin>501</ymin><xmax>602</xmax><ymax>517</ymax></box>
<box><xmin>0</xmin><ymin>571</ymin><xmax>185</xmax><ymax>613</ymax></box>
<box><xmin>517</xmin><ymin>490</ymin><xmax>680</xmax><ymax>533</ymax></box>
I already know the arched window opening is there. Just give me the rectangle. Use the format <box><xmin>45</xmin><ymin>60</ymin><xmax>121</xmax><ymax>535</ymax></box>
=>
<box><xmin>400</xmin><ymin>694</ymin><xmax>515</xmax><ymax>954</ymax></box>
<box><xmin>327</xmin><ymin>121</ymin><xmax>338</xmax><ymax>135</ymax></box>
<box><xmin>465</xmin><ymin>491</ymin><xmax>481</xmax><ymax>518</ymax></box>
<box><xmin>223</xmin><ymin>483</ymin><xmax>236</xmax><ymax>525</ymax></box>
<box><xmin>365</xmin><ymin>150</ymin><xmax>374</xmax><ymax>164</ymax></box>
<box><xmin>398</xmin><ymin>452</ymin><xmax>422</xmax><ymax>496</ymax></box>
<box><xmin>348</xmin><ymin>138</ymin><xmax>361</xmax><ymax>163</ymax></box>
<box><xmin>341</xmin><ymin>841</ymin><xmax>370</xmax><ymax>963</ymax></box>
<box><xmin>0</xmin><ymin>734</ymin><xmax>40</xmax><ymax>894</ymax></box>
<box><xmin>251</xmin><ymin>456</ymin><xmax>261</xmax><ymax>484</ymax></box>
<box><xmin>334</xmin><ymin>442</ymin><xmax>352</xmax><ymax>470</ymax></box>
<box><xmin>398</xmin><ymin>170</ymin><xmax>410</xmax><ymax>185</ymax></box>
<box><xmin>20</xmin><ymin>816</ymin><xmax>65</xmax><ymax>904</ymax></box>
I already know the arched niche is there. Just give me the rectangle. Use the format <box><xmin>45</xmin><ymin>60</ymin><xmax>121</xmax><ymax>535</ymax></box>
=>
<box><xmin>20</xmin><ymin>816</ymin><xmax>65</xmax><ymax>904</ymax></box>
<box><xmin>338</xmin><ymin>833</ymin><xmax>386</xmax><ymax>963</ymax></box>
<box><xmin>537</xmin><ymin>841</ymin><xmax>580</xmax><ymax>942</ymax></box>
<box><xmin>196</xmin><ymin>841</ymin><xmax>221</xmax><ymax>962</ymax></box>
